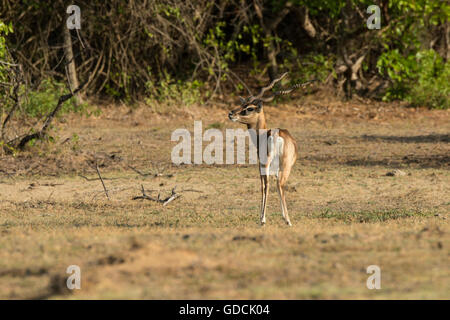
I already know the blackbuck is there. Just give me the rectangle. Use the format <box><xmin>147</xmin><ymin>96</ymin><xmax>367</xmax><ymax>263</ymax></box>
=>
<box><xmin>228</xmin><ymin>73</ymin><xmax>315</xmax><ymax>226</ymax></box>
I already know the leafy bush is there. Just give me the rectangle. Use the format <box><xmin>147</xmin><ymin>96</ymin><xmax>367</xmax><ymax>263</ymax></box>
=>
<box><xmin>145</xmin><ymin>72</ymin><xmax>204</xmax><ymax>109</ymax></box>
<box><xmin>0</xmin><ymin>20</ymin><xmax>13</xmax><ymax>83</ymax></box>
<box><xmin>22</xmin><ymin>79</ymin><xmax>76</xmax><ymax>118</ymax></box>
<box><xmin>409</xmin><ymin>51</ymin><xmax>449</xmax><ymax>110</ymax></box>
<box><xmin>22</xmin><ymin>79</ymin><xmax>93</xmax><ymax>118</ymax></box>
<box><xmin>0</xmin><ymin>20</ymin><xmax>14</xmax><ymax>114</ymax></box>
<box><xmin>377</xmin><ymin>49</ymin><xmax>417</xmax><ymax>101</ymax></box>
<box><xmin>292</xmin><ymin>53</ymin><xmax>335</xmax><ymax>83</ymax></box>
<box><xmin>377</xmin><ymin>49</ymin><xmax>449</xmax><ymax>109</ymax></box>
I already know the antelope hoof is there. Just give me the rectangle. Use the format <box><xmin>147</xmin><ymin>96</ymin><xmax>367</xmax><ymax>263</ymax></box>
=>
<box><xmin>286</xmin><ymin>221</ymin><xmax>292</xmax><ymax>227</ymax></box>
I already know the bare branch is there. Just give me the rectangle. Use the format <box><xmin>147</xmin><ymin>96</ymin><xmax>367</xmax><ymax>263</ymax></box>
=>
<box><xmin>132</xmin><ymin>185</ymin><xmax>181</xmax><ymax>206</ymax></box>
<box><xmin>95</xmin><ymin>163</ymin><xmax>110</xmax><ymax>200</ymax></box>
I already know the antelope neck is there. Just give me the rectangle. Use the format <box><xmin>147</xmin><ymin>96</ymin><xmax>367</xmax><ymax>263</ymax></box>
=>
<box><xmin>246</xmin><ymin>112</ymin><xmax>267</xmax><ymax>131</ymax></box>
<box><xmin>246</xmin><ymin>112</ymin><xmax>269</xmax><ymax>157</ymax></box>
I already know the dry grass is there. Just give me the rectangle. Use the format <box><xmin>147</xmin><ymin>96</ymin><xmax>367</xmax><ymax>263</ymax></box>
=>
<box><xmin>0</xmin><ymin>96</ymin><xmax>448</xmax><ymax>299</ymax></box>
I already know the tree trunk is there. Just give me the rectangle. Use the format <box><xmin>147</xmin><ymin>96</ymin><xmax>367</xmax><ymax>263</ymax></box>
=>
<box><xmin>296</xmin><ymin>7</ymin><xmax>316</xmax><ymax>38</ymax></box>
<box><xmin>266</xmin><ymin>31</ymin><xmax>278</xmax><ymax>81</ymax></box>
<box><xmin>63</xmin><ymin>25</ymin><xmax>82</xmax><ymax>104</ymax></box>
<box><xmin>253</xmin><ymin>1</ymin><xmax>292</xmax><ymax>81</ymax></box>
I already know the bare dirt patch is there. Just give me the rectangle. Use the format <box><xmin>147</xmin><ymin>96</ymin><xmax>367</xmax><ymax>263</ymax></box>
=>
<box><xmin>0</xmin><ymin>96</ymin><xmax>448</xmax><ymax>299</ymax></box>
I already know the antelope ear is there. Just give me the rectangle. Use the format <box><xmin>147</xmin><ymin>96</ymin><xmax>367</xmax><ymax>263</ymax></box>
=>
<box><xmin>239</xmin><ymin>96</ymin><xmax>246</xmax><ymax>104</ymax></box>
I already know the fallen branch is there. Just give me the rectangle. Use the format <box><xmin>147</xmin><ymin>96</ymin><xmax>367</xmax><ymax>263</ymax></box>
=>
<box><xmin>180</xmin><ymin>188</ymin><xmax>203</xmax><ymax>193</ymax></box>
<box><xmin>95</xmin><ymin>163</ymin><xmax>110</xmax><ymax>200</ymax></box>
<box><xmin>127</xmin><ymin>165</ymin><xmax>152</xmax><ymax>177</ymax></box>
<box><xmin>128</xmin><ymin>164</ymin><xmax>174</xmax><ymax>178</ymax></box>
<box><xmin>90</xmin><ymin>186</ymin><xmax>134</xmax><ymax>201</ymax></box>
<box><xmin>132</xmin><ymin>185</ymin><xmax>181</xmax><ymax>206</ymax></box>
<box><xmin>78</xmin><ymin>174</ymin><xmax>119</xmax><ymax>181</ymax></box>
<box><xmin>0</xmin><ymin>169</ymin><xmax>15</xmax><ymax>179</ymax></box>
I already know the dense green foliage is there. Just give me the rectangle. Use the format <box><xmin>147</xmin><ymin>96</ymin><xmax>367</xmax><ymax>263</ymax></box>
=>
<box><xmin>0</xmin><ymin>21</ymin><xmax>13</xmax><ymax>81</ymax></box>
<box><xmin>378</xmin><ymin>49</ymin><xmax>449</xmax><ymax>109</ymax></box>
<box><xmin>23</xmin><ymin>79</ymin><xmax>79</xmax><ymax>118</ymax></box>
<box><xmin>0</xmin><ymin>20</ymin><xmax>14</xmax><ymax>106</ymax></box>
<box><xmin>0</xmin><ymin>0</ymin><xmax>448</xmax><ymax>110</ymax></box>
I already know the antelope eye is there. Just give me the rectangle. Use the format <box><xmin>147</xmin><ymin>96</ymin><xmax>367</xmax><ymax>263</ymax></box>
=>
<box><xmin>247</xmin><ymin>107</ymin><xmax>254</xmax><ymax>112</ymax></box>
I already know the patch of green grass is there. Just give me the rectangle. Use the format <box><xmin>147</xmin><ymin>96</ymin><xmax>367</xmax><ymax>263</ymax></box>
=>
<box><xmin>206</xmin><ymin>122</ymin><xmax>224</xmax><ymax>129</ymax></box>
<box><xmin>317</xmin><ymin>209</ymin><xmax>433</xmax><ymax>223</ymax></box>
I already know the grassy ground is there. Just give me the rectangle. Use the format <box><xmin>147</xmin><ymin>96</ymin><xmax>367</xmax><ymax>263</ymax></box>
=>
<box><xmin>0</xmin><ymin>95</ymin><xmax>448</xmax><ymax>299</ymax></box>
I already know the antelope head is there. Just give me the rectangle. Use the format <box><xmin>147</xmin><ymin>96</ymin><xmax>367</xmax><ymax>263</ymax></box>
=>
<box><xmin>228</xmin><ymin>72</ymin><xmax>288</xmax><ymax>125</ymax></box>
<box><xmin>228</xmin><ymin>72</ymin><xmax>315</xmax><ymax>126</ymax></box>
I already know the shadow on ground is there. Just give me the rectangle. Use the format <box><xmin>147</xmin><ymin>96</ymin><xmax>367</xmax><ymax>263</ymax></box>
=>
<box><xmin>358</xmin><ymin>134</ymin><xmax>449</xmax><ymax>143</ymax></box>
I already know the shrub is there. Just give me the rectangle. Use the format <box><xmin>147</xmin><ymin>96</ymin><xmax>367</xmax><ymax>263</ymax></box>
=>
<box><xmin>22</xmin><ymin>79</ymin><xmax>91</xmax><ymax>118</ymax></box>
<box><xmin>289</xmin><ymin>53</ymin><xmax>335</xmax><ymax>84</ymax></box>
<box><xmin>145</xmin><ymin>72</ymin><xmax>204</xmax><ymax>109</ymax></box>
<box><xmin>377</xmin><ymin>49</ymin><xmax>449</xmax><ymax>109</ymax></box>
<box><xmin>409</xmin><ymin>51</ymin><xmax>449</xmax><ymax>109</ymax></box>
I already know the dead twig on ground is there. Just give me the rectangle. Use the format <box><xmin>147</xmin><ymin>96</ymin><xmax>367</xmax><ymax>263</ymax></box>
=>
<box><xmin>90</xmin><ymin>186</ymin><xmax>134</xmax><ymax>201</ymax></box>
<box><xmin>132</xmin><ymin>185</ymin><xmax>181</xmax><ymax>206</ymax></box>
<box><xmin>78</xmin><ymin>174</ymin><xmax>119</xmax><ymax>181</ymax></box>
<box><xmin>95</xmin><ymin>162</ymin><xmax>110</xmax><ymax>200</ymax></box>
<box><xmin>0</xmin><ymin>169</ymin><xmax>15</xmax><ymax>179</ymax></box>
<box><xmin>127</xmin><ymin>164</ymin><xmax>174</xmax><ymax>178</ymax></box>
<box><xmin>127</xmin><ymin>165</ymin><xmax>152</xmax><ymax>177</ymax></box>
<box><xmin>180</xmin><ymin>188</ymin><xmax>203</xmax><ymax>193</ymax></box>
